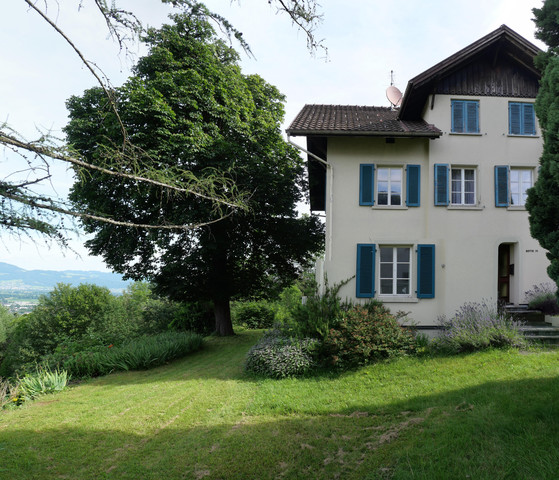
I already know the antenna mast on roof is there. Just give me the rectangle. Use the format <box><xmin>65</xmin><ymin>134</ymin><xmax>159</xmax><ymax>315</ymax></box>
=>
<box><xmin>386</xmin><ymin>70</ymin><xmax>402</xmax><ymax>109</ymax></box>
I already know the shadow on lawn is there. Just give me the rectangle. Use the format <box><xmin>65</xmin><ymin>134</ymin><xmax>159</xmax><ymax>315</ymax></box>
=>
<box><xmin>2</xmin><ymin>375</ymin><xmax>559</xmax><ymax>480</ymax></box>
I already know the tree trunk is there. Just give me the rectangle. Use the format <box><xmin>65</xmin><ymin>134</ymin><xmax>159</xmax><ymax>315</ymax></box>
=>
<box><xmin>214</xmin><ymin>296</ymin><xmax>234</xmax><ymax>336</ymax></box>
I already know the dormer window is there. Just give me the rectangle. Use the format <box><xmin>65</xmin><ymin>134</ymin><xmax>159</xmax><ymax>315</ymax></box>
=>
<box><xmin>509</xmin><ymin>102</ymin><xmax>536</xmax><ymax>136</ymax></box>
<box><xmin>451</xmin><ymin>100</ymin><xmax>479</xmax><ymax>134</ymax></box>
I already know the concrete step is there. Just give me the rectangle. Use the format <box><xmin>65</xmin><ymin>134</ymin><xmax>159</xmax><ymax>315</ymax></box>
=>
<box><xmin>519</xmin><ymin>325</ymin><xmax>559</xmax><ymax>346</ymax></box>
<box><xmin>520</xmin><ymin>326</ymin><xmax>559</xmax><ymax>336</ymax></box>
<box><xmin>505</xmin><ymin>306</ymin><xmax>544</xmax><ymax>324</ymax></box>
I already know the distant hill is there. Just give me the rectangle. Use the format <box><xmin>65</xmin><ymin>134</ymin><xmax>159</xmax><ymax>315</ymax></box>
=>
<box><xmin>0</xmin><ymin>262</ymin><xmax>132</xmax><ymax>294</ymax></box>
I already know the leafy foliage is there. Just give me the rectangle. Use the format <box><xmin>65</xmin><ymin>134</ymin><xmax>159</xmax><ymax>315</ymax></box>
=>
<box><xmin>533</xmin><ymin>0</ymin><xmax>559</xmax><ymax>50</ymax></box>
<box><xmin>527</xmin><ymin>1</ymin><xmax>559</xmax><ymax>292</ymax></box>
<box><xmin>65</xmin><ymin>5</ymin><xmax>324</xmax><ymax>336</ymax></box>
<box><xmin>281</xmin><ymin>277</ymin><xmax>350</xmax><ymax>340</ymax></box>
<box><xmin>248</xmin><ymin>280</ymin><xmax>419</xmax><ymax>376</ymax></box>
<box><xmin>244</xmin><ymin>329</ymin><xmax>319</xmax><ymax>378</ymax></box>
<box><xmin>432</xmin><ymin>301</ymin><xmax>527</xmax><ymax>353</ymax></box>
<box><xmin>0</xmin><ymin>283</ymin><xmax>116</xmax><ymax>375</ymax></box>
<box><xmin>525</xmin><ymin>283</ymin><xmax>559</xmax><ymax>315</ymax></box>
<box><xmin>0</xmin><ymin>305</ymin><xmax>15</xmax><ymax>365</ymax></box>
<box><xmin>273</xmin><ymin>284</ymin><xmax>304</xmax><ymax>324</ymax></box>
<box><xmin>233</xmin><ymin>301</ymin><xmax>275</xmax><ymax>329</ymax></box>
<box><xmin>323</xmin><ymin>303</ymin><xmax>417</xmax><ymax>370</ymax></box>
<box><xmin>0</xmin><ymin>282</ymin><xmax>208</xmax><ymax>377</ymax></box>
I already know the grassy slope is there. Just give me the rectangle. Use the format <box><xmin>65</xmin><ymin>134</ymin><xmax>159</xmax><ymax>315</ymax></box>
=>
<box><xmin>1</xmin><ymin>331</ymin><xmax>558</xmax><ymax>480</ymax></box>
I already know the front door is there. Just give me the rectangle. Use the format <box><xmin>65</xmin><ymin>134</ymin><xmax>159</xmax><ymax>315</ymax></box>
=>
<box><xmin>498</xmin><ymin>244</ymin><xmax>510</xmax><ymax>303</ymax></box>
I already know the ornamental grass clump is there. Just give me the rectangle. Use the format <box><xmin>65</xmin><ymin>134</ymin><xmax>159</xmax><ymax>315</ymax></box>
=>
<box><xmin>525</xmin><ymin>283</ymin><xmax>559</xmax><ymax>315</ymax></box>
<box><xmin>17</xmin><ymin>367</ymin><xmax>69</xmax><ymax>402</ymax></box>
<box><xmin>433</xmin><ymin>300</ymin><xmax>526</xmax><ymax>353</ymax></box>
<box><xmin>244</xmin><ymin>329</ymin><xmax>320</xmax><ymax>378</ymax></box>
<box><xmin>45</xmin><ymin>331</ymin><xmax>204</xmax><ymax>378</ymax></box>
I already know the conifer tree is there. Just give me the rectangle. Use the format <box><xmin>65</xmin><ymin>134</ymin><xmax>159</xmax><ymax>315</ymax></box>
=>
<box><xmin>527</xmin><ymin>0</ymin><xmax>559</xmax><ymax>288</ymax></box>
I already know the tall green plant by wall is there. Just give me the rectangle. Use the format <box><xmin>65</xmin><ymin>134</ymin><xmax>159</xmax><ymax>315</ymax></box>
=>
<box><xmin>283</xmin><ymin>277</ymin><xmax>351</xmax><ymax>340</ymax></box>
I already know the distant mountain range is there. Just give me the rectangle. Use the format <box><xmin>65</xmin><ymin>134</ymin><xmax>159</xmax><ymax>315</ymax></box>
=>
<box><xmin>0</xmin><ymin>262</ymin><xmax>132</xmax><ymax>293</ymax></box>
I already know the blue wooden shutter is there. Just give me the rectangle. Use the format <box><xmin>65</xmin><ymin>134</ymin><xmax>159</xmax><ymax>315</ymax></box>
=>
<box><xmin>434</xmin><ymin>164</ymin><xmax>449</xmax><ymax>206</ymax></box>
<box><xmin>509</xmin><ymin>102</ymin><xmax>521</xmax><ymax>135</ymax></box>
<box><xmin>406</xmin><ymin>164</ymin><xmax>421</xmax><ymax>207</ymax></box>
<box><xmin>451</xmin><ymin>100</ymin><xmax>464</xmax><ymax>133</ymax></box>
<box><xmin>356</xmin><ymin>244</ymin><xmax>376</xmax><ymax>298</ymax></box>
<box><xmin>466</xmin><ymin>101</ymin><xmax>479</xmax><ymax>133</ymax></box>
<box><xmin>523</xmin><ymin>103</ymin><xmax>536</xmax><ymax>135</ymax></box>
<box><xmin>417</xmin><ymin>244</ymin><xmax>435</xmax><ymax>298</ymax></box>
<box><xmin>495</xmin><ymin>166</ymin><xmax>509</xmax><ymax>207</ymax></box>
<box><xmin>359</xmin><ymin>164</ymin><xmax>375</xmax><ymax>206</ymax></box>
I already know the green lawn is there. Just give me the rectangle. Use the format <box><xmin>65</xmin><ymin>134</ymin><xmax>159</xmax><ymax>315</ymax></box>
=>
<box><xmin>1</xmin><ymin>331</ymin><xmax>558</xmax><ymax>479</ymax></box>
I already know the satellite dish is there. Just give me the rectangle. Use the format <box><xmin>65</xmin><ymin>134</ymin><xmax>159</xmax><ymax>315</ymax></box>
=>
<box><xmin>386</xmin><ymin>85</ymin><xmax>403</xmax><ymax>108</ymax></box>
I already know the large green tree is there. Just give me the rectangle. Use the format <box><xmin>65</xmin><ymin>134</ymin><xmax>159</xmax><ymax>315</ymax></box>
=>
<box><xmin>526</xmin><ymin>0</ymin><xmax>559</xmax><ymax>288</ymax></box>
<box><xmin>1</xmin><ymin>0</ymin><xmax>324</xmax><ymax>245</ymax></box>
<box><xmin>65</xmin><ymin>4</ymin><xmax>324</xmax><ymax>335</ymax></box>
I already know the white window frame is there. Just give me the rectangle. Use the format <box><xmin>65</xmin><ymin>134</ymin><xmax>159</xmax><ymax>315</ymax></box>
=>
<box><xmin>376</xmin><ymin>167</ymin><xmax>403</xmax><ymax>206</ymax></box>
<box><xmin>451</xmin><ymin>167</ymin><xmax>476</xmax><ymax>206</ymax></box>
<box><xmin>379</xmin><ymin>246</ymin><xmax>412</xmax><ymax>296</ymax></box>
<box><xmin>509</xmin><ymin>168</ymin><xmax>533</xmax><ymax>206</ymax></box>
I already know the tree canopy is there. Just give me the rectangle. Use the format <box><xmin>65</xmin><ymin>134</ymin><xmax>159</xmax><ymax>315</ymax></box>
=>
<box><xmin>527</xmin><ymin>0</ymin><xmax>559</xmax><ymax>289</ymax></box>
<box><xmin>1</xmin><ymin>0</ymin><xmax>325</xmax><ymax>247</ymax></box>
<box><xmin>65</xmin><ymin>4</ymin><xmax>324</xmax><ymax>335</ymax></box>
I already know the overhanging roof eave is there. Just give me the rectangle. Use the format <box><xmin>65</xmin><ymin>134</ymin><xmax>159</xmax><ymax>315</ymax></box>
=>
<box><xmin>286</xmin><ymin>129</ymin><xmax>441</xmax><ymax>138</ymax></box>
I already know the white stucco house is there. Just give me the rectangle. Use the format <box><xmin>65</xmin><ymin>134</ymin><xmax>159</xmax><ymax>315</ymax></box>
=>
<box><xmin>287</xmin><ymin>25</ymin><xmax>552</xmax><ymax>327</ymax></box>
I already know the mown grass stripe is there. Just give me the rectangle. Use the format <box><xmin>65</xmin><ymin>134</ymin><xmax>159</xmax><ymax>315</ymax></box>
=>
<box><xmin>1</xmin><ymin>332</ymin><xmax>558</xmax><ymax>479</ymax></box>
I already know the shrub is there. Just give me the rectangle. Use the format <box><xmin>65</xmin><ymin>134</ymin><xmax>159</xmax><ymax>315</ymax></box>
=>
<box><xmin>0</xmin><ymin>304</ymin><xmax>15</xmax><ymax>344</ymax></box>
<box><xmin>43</xmin><ymin>331</ymin><xmax>204</xmax><ymax>378</ymax></box>
<box><xmin>323</xmin><ymin>302</ymin><xmax>417</xmax><ymax>370</ymax></box>
<box><xmin>245</xmin><ymin>329</ymin><xmax>320</xmax><ymax>378</ymax></box>
<box><xmin>433</xmin><ymin>300</ymin><xmax>526</xmax><ymax>353</ymax></box>
<box><xmin>0</xmin><ymin>284</ymin><xmax>118</xmax><ymax>377</ymax></box>
<box><xmin>154</xmin><ymin>300</ymin><xmax>214</xmax><ymax>335</ymax></box>
<box><xmin>525</xmin><ymin>283</ymin><xmax>559</xmax><ymax>315</ymax></box>
<box><xmin>274</xmin><ymin>284</ymin><xmax>303</xmax><ymax>324</ymax></box>
<box><xmin>233</xmin><ymin>301</ymin><xmax>275</xmax><ymax>329</ymax></box>
<box><xmin>0</xmin><ymin>282</ymin><xmax>209</xmax><ymax>378</ymax></box>
<box><xmin>281</xmin><ymin>277</ymin><xmax>351</xmax><ymax>340</ymax></box>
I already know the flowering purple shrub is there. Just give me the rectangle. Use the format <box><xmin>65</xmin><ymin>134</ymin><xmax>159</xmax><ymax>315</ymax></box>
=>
<box><xmin>525</xmin><ymin>283</ymin><xmax>559</xmax><ymax>315</ymax></box>
<box><xmin>433</xmin><ymin>300</ymin><xmax>526</xmax><ymax>353</ymax></box>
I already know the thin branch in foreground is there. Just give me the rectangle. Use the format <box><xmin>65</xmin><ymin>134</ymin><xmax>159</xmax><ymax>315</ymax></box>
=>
<box><xmin>0</xmin><ymin>132</ymin><xmax>248</xmax><ymax>210</ymax></box>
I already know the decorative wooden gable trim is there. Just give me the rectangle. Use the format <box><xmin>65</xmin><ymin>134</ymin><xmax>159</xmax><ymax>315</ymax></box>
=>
<box><xmin>433</xmin><ymin>53</ymin><xmax>539</xmax><ymax>98</ymax></box>
<box><xmin>399</xmin><ymin>25</ymin><xmax>542</xmax><ymax>120</ymax></box>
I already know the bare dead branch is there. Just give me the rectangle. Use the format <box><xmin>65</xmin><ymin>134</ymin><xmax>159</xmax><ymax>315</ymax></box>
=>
<box><xmin>0</xmin><ymin>132</ymin><xmax>247</xmax><ymax>210</ymax></box>
<box><xmin>24</xmin><ymin>0</ymin><xmax>129</xmax><ymax>145</ymax></box>
<box><xmin>2</xmin><ymin>187</ymin><xmax>234</xmax><ymax>231</ymax></box>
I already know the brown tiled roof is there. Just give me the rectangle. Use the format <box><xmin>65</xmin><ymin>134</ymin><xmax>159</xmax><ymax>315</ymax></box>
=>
<box><xmin>286</xmin><ymin>105</ymin><xmax>441</xmax><ymax>138</ymax></box>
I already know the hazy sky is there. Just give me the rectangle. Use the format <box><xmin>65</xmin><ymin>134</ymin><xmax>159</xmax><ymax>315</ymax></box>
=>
<box><xmin>0</xmin><ymin>0</ymin><xmax>546</xmax><ymax>271</ymax></box>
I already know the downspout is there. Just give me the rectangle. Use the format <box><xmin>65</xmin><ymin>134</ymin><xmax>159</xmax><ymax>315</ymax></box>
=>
<box><xmin>287</xmin><ymin>135</ymin><xmax>334</xmax><ymax>262</ymax></box>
